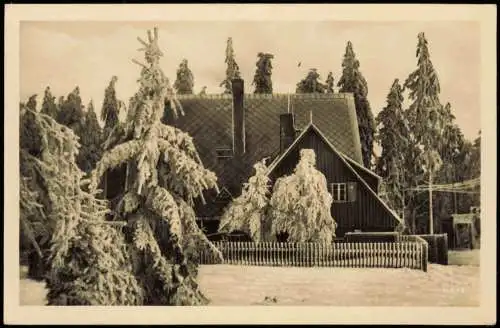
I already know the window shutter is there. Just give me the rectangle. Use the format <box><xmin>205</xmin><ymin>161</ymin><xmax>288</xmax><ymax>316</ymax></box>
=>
<box><xmin>347</xmin><ymin>182</ymin><xmax>357</xmax><ymax>202</ymax></box>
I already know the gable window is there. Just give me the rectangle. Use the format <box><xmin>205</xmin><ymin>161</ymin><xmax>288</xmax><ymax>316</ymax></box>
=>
<box><xmin>330</xmin><ymin>182</ymin><xmax>357</xmax><ymax>203</ymax></box>
<box><xmin>216</xmin><ymin>148</ymin><xmax>233</xmax><ymax>159</ymax></box>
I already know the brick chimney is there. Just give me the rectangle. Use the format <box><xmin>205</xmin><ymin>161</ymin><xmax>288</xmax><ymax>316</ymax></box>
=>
<box><xmin>231</xmin><ymin>78</ymin><xmax>245</xmax><ymax>155</ymax></box>
<box><xmin>280</xmin><ymin>113</ymin><xmax>295</xmax><ymax>153</ymax></box>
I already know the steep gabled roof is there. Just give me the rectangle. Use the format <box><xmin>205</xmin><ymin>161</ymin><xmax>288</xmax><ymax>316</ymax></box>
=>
<box><xmin>163</xmin><ymin>92</ymin><xmax>362</xmax><ymax>197</ymax></box>
<box><xmin>267</xmin><ymin>123</ymin><xmax>402</xmax><ymax>225</ymax></box>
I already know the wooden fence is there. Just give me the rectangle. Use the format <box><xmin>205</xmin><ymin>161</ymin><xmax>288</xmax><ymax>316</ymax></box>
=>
<box><xmin>199</xmin><ymin>240</ymin><xmax>428</xmax><ymax>272</ymax></box>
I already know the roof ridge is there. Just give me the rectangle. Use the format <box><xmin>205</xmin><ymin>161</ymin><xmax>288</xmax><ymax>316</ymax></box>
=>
<box><xmin>174</xmin><ymin>93</ymin><xmax>233</xmax><ymax>100</ymax></box>
<box><xmin>244</xmin><ymin>93</ymin><xmax>354</xmax><ymax>100</ymax></box>
<box><xmin>173</xmin><ymin>93</ymin><xmax>355</xmax><ymax>100</ymax></box>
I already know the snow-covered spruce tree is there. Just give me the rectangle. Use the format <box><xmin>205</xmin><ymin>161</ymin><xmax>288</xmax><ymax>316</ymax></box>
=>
<box><xmin>220</xmin><ymin>37</ymin><xmax>241</xmax><ymax>94</ymax></box>
<box><xmin>20</xmin><ymin>98</ymin><xmax>52</xmax><ymax>279</ymax></box>
<box><xmin>78</xmin><ymin>100</ymin><xmax>104</xmax><ymax>174</ymax></box>
<box><xmin>89</xmin><ymin>27</ymin><xmax>222</xmax><ymax>305</ymax></box>
<box><xmin>252</xmin><ymin>52</ymin><xmax>274</xmax><ymax>94</ymax></box>
<box><xmin>56</xmin><ymin>86</ymin><xmax>85</xmax><ymax>133</ymax></box>
<box><xmin>101</xmin><ymin>76</ymin><xmax>123</xmax><ymax>141</ymax></box>
<box><xmin>403</xmin><ymin>32</ymin><xmax>445</xmax><ymax>234</ymax></box>
<box><xmin>20</xmin><ymin>106</ymin><xmax>142</xmax><ymax>305</ymax></box>
<box><xmin>337</xmin><ymin>41</ymin><xmax>375</xmax><ymax>168</ymax></box>
<box><xmin>296</xmin><ymin>68</ymin><xmax>327</xmax><ymax>94</ymax></box>
<box><xmin>218</xmin><ymin>158</ymin><xmax>271</xmax><ymax>242</ymax></box>
<box><xmin>41</xmin><ymin>86</ymin><xmax>58</xmax><ymax>119</ymax></box>
<box><xmin>432</xmin><ymin>103</ymin><xmax>465</xmax><ymax>217</ymax></box>
<box><xmin>269</xmin><ymin>149</ymin><xmax>337</xmax><ymax>243</ymax></box>
<box><xmin>375</xmin><ymin>79</ymin><xmax>409</xmax><ymax>223</ymax></box>
<box><xmin>173</xmin><ymin>59</ymin><xmax>194</xmax><ymax>95</ymax></box>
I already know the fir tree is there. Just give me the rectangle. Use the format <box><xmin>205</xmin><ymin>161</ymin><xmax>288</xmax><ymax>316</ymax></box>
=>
<box><xmin>57</xmin><ymin>96</ymin><xmax>64</xmax><ymax>113</ymax></box>
<box><xmin>269</xmin><ymin>149</ymin><xmax>337</xmax><ymax>243</ymax></box>
<box><xmin>173</xmin><ymin>59</ymin><xmax>194</xmax><ymax>95</ymax></box>
<box><xmin>218</xmin><ymin>158</ymin><xmax>271</xmax><ymax>242</ymax></box>
<box><xmin>89</xmin><ymin>27</ymin><xmax>222</xmax><ymax>305</ymax></box>
<box><xmin>219</xmin><ymin>37</ymin><xmax>241</xmax><ymax>94</ymax></box>
<box><xmin>26</xmin><ymin>94</ymin><xmax>38</xmax><ymax>111</ymax></box>
<box><xmin>296</xmin><ymin>68</ymin><xmax>327</xmax><ymax>94</ymax></box>
<box><xmin>252</xmin><ymin>52</ymin><xmax>274</xmax><ymax>94</ymax></box>
<box><xmin>56</xmin><ymin>86</ymin><xmax>85</xmax><ymax>134</ymax></box>
<box><xmin>337</xmin><ymin>41</ymin><xmax>375</xmax><ymax>168</ymax></box>
<box><xmin>469</xmin><ymin>131</ymin><xmax>481</xmax><ymax>179</ymax></box>
<box><xmin>101</xmin><ymin>76</ymin><xmax>122</xmax><ymax>140</ymax></box>
<box><xmin>41</xmin><ymin>86</ymin><xmax>58</xmax><ymax>118</ymax></box>
<box><xmin>20</xmin><ymin>97</ymin><xmax>51</xmax><ymax>279</ymax></box>
<box><xmin>375</xmin><ymin>79</ymin><xmax>409</xmax><ymax>221</ymax></box>
<box><xmin>20</xmin><ymin>105</ymin><xmax>142</xmax><ymax>305</ymax></box>
<box><xmin>326</xmin><ymin>72</ymin><xmax>335</xmax><ymax>93</ymax></box>
<box><xmin>78</xmin><ymin>100</ymin><xmax>103</xmax><ymax>174</ymax></box>
<box><xmin>403</xmin><ymin>32</ymin><xmax>445</xmax><ymax>234</ymax></box>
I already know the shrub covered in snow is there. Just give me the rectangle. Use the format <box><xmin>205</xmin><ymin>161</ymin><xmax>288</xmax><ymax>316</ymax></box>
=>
<box><xmin>269</xmin><ymin>149</ymin><xmax>337</xmax><ymax>243</ymax></box>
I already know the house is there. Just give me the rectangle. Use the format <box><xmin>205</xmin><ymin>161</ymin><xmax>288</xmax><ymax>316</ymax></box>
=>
<box><xmin>162</xmin><ymin>78</ymin><xmax>402</xmax><ymax>238</ymax></box>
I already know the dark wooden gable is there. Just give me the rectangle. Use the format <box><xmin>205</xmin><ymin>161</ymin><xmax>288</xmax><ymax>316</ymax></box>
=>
<box><xmin>267</xmin><ymin>124</ymin><xmax>402</xmax><ymax>237</ymax></box>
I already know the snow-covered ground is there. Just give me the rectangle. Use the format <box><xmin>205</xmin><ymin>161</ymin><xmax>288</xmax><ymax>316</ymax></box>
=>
<box><xmin>19</xmin><ymin>251</ymin><xmax>480</xmax><ymax>306</ymax></box>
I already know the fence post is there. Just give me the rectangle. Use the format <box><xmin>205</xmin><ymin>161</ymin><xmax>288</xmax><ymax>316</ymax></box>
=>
<box><xmin>402</xmin><ymin>242</ymin><xmax>406</xmax><ymax>268</ymax></box>
<box><xmin>251</xmin><ymin>241</ymin><xmax>255</xmax><ymax>266</ymax></box>
<box><xmin>338</xmin><ymin>242</ymin><xmax>342</xmax><ymax>267</ymax></box>
<box><xmin>281</xmin><ymin>242</ymin><xmax>285</xmax><ymax>266</ymax></box>
<box><xmin>299</xmin><ymin>242</ymin><xmax>303</xmax><ymax>267</ymax></box>
<box><xmin>255</xmin><ymin>242</ymin><xmax>262</xmax><ymax>265</ymax></box>
<box><xmin>235</xmin><ymin>241</ymin><xmax>240</xmax><ymax>265</ymax></box>
<box><xmin>314</xmin><ymin>242</ymin><xmax>319</xmax><ymax>267</ymax></box>
<box><xmin>371</xmin><ymin>242</ymin><xmax>376</xmax><ymax>268</ymax></box>
<box><xmin>328</xmin><ymin>242</ymin><xmax>332</xmax><ymax>267</ymax></box>
<box><xmin>306</xmin><ymin>242</ymin><xmax>311</xmax><ymax>267</ymax></box>
<box><xmin>422</xmin><ymin>241</ymin><xmax>428</xmax><ymax>272</ymax></box>
<box><xmin>390</xmin><ymin>242</ymin><xmax>395</xmax><ymax>268</ymax></box>
<box><xmin>268</xmin><ymin>242</ymin><xmax>272</xmax><ymax>266</ymax></box>
<box><xmin>413</xmin><ymin>242</ymin><xmax>418</xmax><ymax>269</ymax></box>
<box><xmin>396</xmin><ymin>243</ymin><xmax>403</xmax><ymax>268</ymax></box>
<box><xmin>352</xmin><ymin>243</ymin><xmax>356</xmax><ymax>267</ymax></box>
<box><xmin>360</xmin><ymin>243</ymin><xmax>365</xmax><ymax>268</ymax></box>
<box><xmin>243</xmin><ymin>241</ymin><xmax>247</xmax><ymax>265</ymax></box>
<box><xmin>400</xmin><ymin>242</ymin><xmax>404</xmax><ymax>268</ymax></box>
<box><xmin>273</xmin><ymin>242</ymin><xmax>277</xmax><ymax>266</ymax></box>
<box><xmin>371</xmin><ymin>243</ymin><xmax>375</xmax><ymax>268</ymax></box>
<box><xmin>232</xmin><ymin>241</ymin><xmax>236</xmax><ymax>265</ymax></box>
<box><xmin>375</xmin><ymin>243</ymin><xmax>382</xmax><ymax>268</ymax></box>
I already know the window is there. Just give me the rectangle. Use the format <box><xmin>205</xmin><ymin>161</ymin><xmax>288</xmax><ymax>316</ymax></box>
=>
<box><xmin>330</xmin><ymin>183</ymin><xmax>347</xmax><ymax>202</ymax></box>
<box><xmin>330</xmin><ymin>182</ymin><xmax>357</xmax><ymax>203</ymax></box>
<box><xmin>216</xmin><ymin>148</ymin><xmax>233</xmax><ymax>159</ymax></box>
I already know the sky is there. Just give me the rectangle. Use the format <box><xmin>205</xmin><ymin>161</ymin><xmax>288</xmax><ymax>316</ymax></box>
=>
<box><xmin>20</xmin><ymin>20</ymin><xmax>481</xmax><ymax>141</ymax></box>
